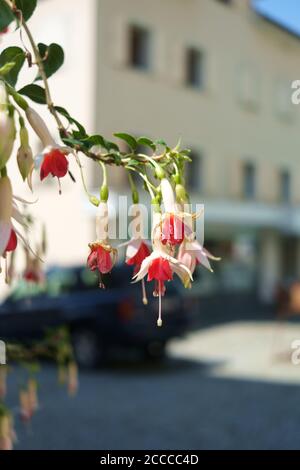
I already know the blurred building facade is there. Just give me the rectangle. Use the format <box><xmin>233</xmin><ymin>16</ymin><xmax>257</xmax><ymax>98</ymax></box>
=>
<box><xmin>94</xmin><ymin>0</ymin><xmax>300</xmax><ymax>303</ymax></box>
<box><xmin>5</xmin><ymin>0</ymin><xmax>300</xmax><ymax>303</ymax></box>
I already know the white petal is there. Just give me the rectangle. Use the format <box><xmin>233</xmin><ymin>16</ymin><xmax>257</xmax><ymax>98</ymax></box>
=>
<box><xmin>197</xmin><ymin>250</ymin><xmax>213</xmax><ymax>272</ymax></box>
<box><xmin>0</xmin><ymin>222</ymin><xmax>11</xmax><ymax>257</ymax></box>
<box><xmin>161</xmin><ymin>178</ymin><xmax>176</xmax><ymax>213</ymax></box>
<box><xmin>125</xmin><ymin>238</ymin><xmax>142</xmax><ymax>261</ymax></box>
<box><xmin>132</xmin><ymin>252</ymin><xmax>158</xmax><ymax>283</ymax></box>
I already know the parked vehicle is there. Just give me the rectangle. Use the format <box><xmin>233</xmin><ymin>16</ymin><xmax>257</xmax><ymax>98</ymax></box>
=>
<box><xmin>0</xmin><ymin>265</ymin><xmax>190</xmax><ymax>368</ymax></box>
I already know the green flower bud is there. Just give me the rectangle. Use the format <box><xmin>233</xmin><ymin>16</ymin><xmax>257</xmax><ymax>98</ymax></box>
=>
<box><xmin>175</xmin><ymin>184</ymin><xmax>187</xmax><ymax>202</ymax></box>
<box><xmin>132</xmin><ymin>189</ymin><xmax>139</xmax><ymax>204</ymax></box>
<box><xmin>89</xmin><ymin>195</ymin><xmax>100</xmax><ymax>207</ymax></box>
<box><xmin>155</xmin><ymin>166</ymin><xmax>165</xmax><ymax>180</ymax></box>
<box><xmin>17</xmin><ymin>149</ymin><xmax>34</xmax><ymax>182</ymax></box>
<box><xmin>100</xmin><ymin>184</ymin><xmax>109</xmax><ymax>202</ymax></box>
<box><xmin>172</xmin><ymin>174</ymin><xmax>181</xmax><ymax>185</ymax></box>
<box><xmin>0</xmin><ymin>110</ymin><xmax>15</xmax><ymax>171</ymax></box>
<box><xmin>17</xmin><ymin>126</ymin><xmax>34</xmax><ymax>181</ymax></box>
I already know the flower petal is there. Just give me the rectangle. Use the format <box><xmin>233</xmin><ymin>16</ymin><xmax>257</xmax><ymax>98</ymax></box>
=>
<box><xmin>0</xmin><ymin>222</ymin><xmax>11</xmax><ymax>257</ymax></box>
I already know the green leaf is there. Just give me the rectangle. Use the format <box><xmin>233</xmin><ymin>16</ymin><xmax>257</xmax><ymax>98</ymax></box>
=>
<box><xmin>155</xmin><ymin>139</ymin><xmax>167</xmax><ymax>147</ymax></box>
<box><xmin>82</xmin><ymin>135</ymin><xmax>119</xmax><ymax>152</ymax></box>
<box><xmin>0</xmin><ymin>0</ymin><xmax>14</xmax><ymax>31</ymax></box>
<box><xmin>137</xmin><ymin>136</ymin><xmax>156</xmax><ymax>151</ymax></box>
<box><xmin>18</xmin><ymin>84</ymin><xmax>46</xmax><ymax>104</ymax></box>
<box><xmin>15</xmin><ymin>0</ymin><xmax>37</xmax><ymax>21</ymax></box>
<box><xmin>105</xmin><ymin>140</ymin><xmax>119</xmax><ymax>152</ymax></box>
<box><xmin>54</xmin><ymin>106</ymin><xmax>86</xmax><ymax>137</ymax></box>
<box><xmin>61</xmin><ymin>137</ymin><xmax>83</xmax><ymax>147</ymax></box>
<box><xmin>127</xmin><ymin>159</ymin><xmax>142</xmax><ymax>168</ymax></box>
<box><xmin>0</xmin><ymin>62</ymin><xmax>16</xmax><ymax>76</ymax></box>
<box><xmin>82</xmin><ymin>134</ymin><xmax>107</xmax><ymax>148</ymax></box>
<box><xmin>114</xmin><ymin>133</ymin><xmax>137</xmax><ymax>151</ymax></box>
<box><xmin>0</xmin><ymin>47</ymin><xmax>26</xmax><ymax>86</ymax></box>
<box><xmin>36</xmin><ymin>43</ymin><xmax>64</xmax><ymax>80</ymax></box>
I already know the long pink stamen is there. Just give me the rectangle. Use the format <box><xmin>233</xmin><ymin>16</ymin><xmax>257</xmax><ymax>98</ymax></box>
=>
<box><xmin>142</xmin><ymin>278</ymin><xmax>148</xmax><ymax>305</ymax></box>
<box><xmin>157</xmin><ymin>291</ymin><xmax>162</xmax><ymax>327</ymax></box>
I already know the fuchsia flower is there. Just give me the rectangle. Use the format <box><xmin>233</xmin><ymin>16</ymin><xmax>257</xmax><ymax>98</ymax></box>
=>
<box><xmin>40</xmin><ymin>147</ymin><xmax>68</xmax><ymax>181</ymax></box>
<box><xmin>159</xmin><ymin>178</ymin><xmax>192</xmax><ymax>247</ymax></box>
<box><xmin>133</xmin><ymin>244</ymin><xmax>193</xmax><ymax>326</ymax></box>
<box><xmin>126</xmin><ymin>240</ymin><xmax>151</xmax><ymax>274</ymax></box>
<box><xmin>25</xmin><ymin>107</ymin><xmax>71</xmax><ymax>188</ymax></box>
<box><xmin>87</xmin><ymin>242</ymin><xmax>116</xmax><ymax>275</ymax></box>
<box><xmin>87</xmin><ymin>202</ymin><xmax>117</xmax><ymax>287</ymax></box>
<box><xmin>161</xmin><ymin>212</ymin><xmax>185</xmax><ymax>246</ymax></box>
<box><xmin>178</xmin><ymin>240</ymin><xmax>221</xmax><ymax>288</ymax></box>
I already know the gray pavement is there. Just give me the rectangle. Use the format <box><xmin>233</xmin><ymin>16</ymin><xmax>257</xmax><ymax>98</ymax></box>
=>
<box><xmin>6</xmin><ymin>319</ymin><xmax>300</xmax><ymax>450</ymax></box>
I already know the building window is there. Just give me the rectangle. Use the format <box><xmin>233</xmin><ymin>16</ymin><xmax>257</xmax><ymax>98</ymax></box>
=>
<box><xmin>280</xmin><ymin>170</ymin><xmax>291</xmax><ymax>204</ymax></box>
<box><xmin>185</xmin><ymin>48</ymin><xmax>204</xmax><ymax>89</ymax></box>
<box><xmin>243</xmin><ymin>162</ymin><xmax>255</xmax><ymax>200</ymax></box>
<box><xmin>128</xmin><ymin>25</ymin><xmax>151</xmax><ymax>70</ymax></box>
<box><xmin>185</xmin><ymin>150</ymin><xmax>202</xmax><ymax>192</ymax></box>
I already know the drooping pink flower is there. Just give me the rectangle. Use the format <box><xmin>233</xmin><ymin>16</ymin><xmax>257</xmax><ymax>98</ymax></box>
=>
<box><xmin>87</xmin><ymin>242</ymin><xmax>116</xmax><ymax>275</ymax></box>
<box><xmin>178</xmin><ymin>240</ymin><xmax>220</xmax><ymax>288</ymax></box>
<box><xmin>126</xmin><ymin>240</ymin><xmax>151</xmax><ymax>273</ymax></box>
<box><xmin>161</xmin><ymin>213</ymin><xmax>185</xmax><ymax>246</ymax></box>
<box><xmin>25</xmin><ymin>107</ymin><xmax>71</xmax><ymax>188</ymax></box>
<box><xmin>87</xmin><ymin>202</ymin><xmax>117</xmax><ymax>287</ymax></box>
<box><xmin>40</xmin><ymin>148</ymin><xmax>68</xmax><ymax>181</ymax></box>
<box><xmin>133</xmin><ymin>249</ymin><xmax>192</xmax><ymax>326</ymax></box>
<box><xmin>159</xmin><ymin>178</ymin><xmax>192</xmax><ymax>247</ymax></box>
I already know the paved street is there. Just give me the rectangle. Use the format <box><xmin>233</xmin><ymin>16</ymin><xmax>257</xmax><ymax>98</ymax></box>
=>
<box><xmin>7</xmin><ymin>319</ymin><xmax>300</xmax><ymax>450</ymax></box>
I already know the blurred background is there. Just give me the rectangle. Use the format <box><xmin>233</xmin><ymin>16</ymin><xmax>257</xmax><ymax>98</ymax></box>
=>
<box><xmin>2</xmin><ymin>0</ymin><xmax>300</xmax><ymax>450</ymax></box>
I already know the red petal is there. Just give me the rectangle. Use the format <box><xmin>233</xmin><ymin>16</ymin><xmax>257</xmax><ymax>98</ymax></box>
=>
<box><xmin>126</xmin><ymin>242</ymin><xmax>151</xmax><ymax>268</ymax></box>
<box><xmin>51</xmin><ymin>149</ymin><xmax>68</xmax><ymax>178</ymax></box>
<box><xmin>161</xmin><ymin>214</ymin><xmax>185</xmax><ymax>246</ymax></box>
<box><xmin>148</xmin><ymin>257</ymin><xmax>173</xmax><ymax>282</ymax></box>
<box><xmin>97</xmin><ymin>246</ymin><xmax>113</xmax><ymax>274</ymax></box>
<box><xmin>40</xmin><ymin>149</ymin><xmax>68</xmax><ymax>180</ymax></box>
<box><xmin>5</xmin><ymin>229</ymin><xmax>17</xmax><ymax>252</ymax></box>
<box><xmin>87</xmin><ymin>249</ymin><xmax>98</xmax><ymax>271</ymax></box>
<box><xmin>40</xmin><ymin>154</ymin><xmax>52</xmax><ymax>181</ymax></box>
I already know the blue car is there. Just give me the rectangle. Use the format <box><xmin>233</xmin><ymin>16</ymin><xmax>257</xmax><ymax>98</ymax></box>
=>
<box><xmin>0</xmin><ymin>265</ymin><xmax>189</xmax><ymax>368</ymax></box>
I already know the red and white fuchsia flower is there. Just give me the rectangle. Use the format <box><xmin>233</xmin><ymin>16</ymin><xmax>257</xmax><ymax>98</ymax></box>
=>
<box><xmin>133</xmin><ymin>244</ymin><xmax>193</xmax><ymax>327</ymax></box>
<box><xmin>178</xmin><ymin>240</ymin><xmax>221</xmax><ymax>288</ymax></box>
<box><xmin>159</xmin><ymin>178</ymin><xmax>192</xmax><ymax>247</ymax></box>
<box><xmin>0</xmin><ymin>175</ymin><xmax>40</xmax><ymax>283</ymax></box>
<box><xmin>25</xmin><ymin>107</ymin><xmax>70</xmax><ymax>187</ymax></box>
<box><xmin>87</xmin><ymin>202</ymin><xmax>117</xmax><ymax>288</ymax></box>
<box><xmin>120</xmin><ymin>204</ymin><xmax>151</xmax><ymax>304</ymax></box>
